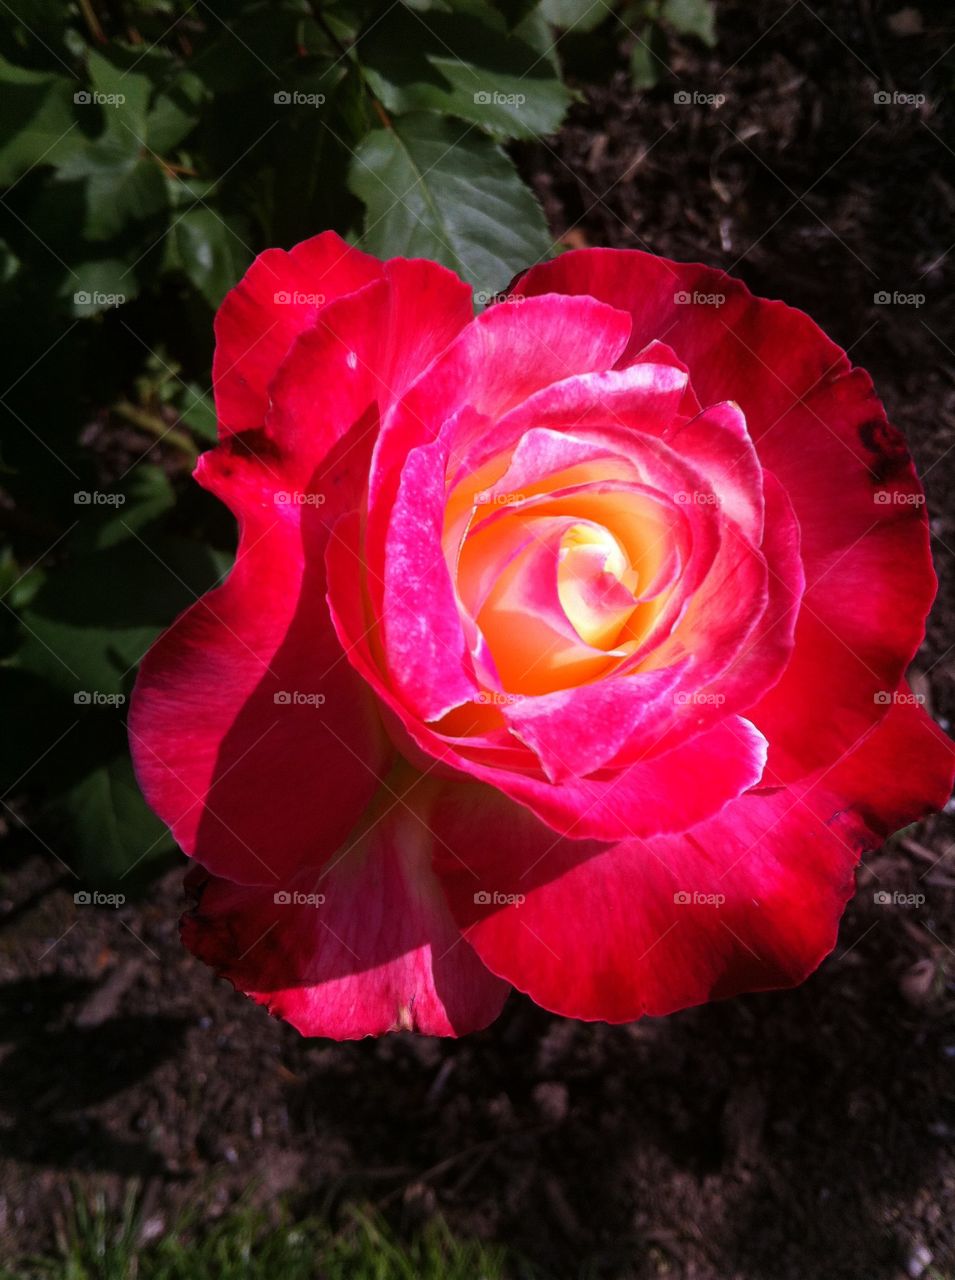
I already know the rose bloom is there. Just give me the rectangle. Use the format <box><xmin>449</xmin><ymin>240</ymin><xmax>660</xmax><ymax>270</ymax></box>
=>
<box><xmin>130</xmin><ymin>233</ymin><xmax>954</xmax><ymax>1039</ymax></box>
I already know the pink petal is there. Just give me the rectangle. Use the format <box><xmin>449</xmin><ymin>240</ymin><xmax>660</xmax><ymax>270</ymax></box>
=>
<box><xmin>489</xmin><ymin>713</ymin><xmax>768</xmax><ymax>840</ymax></box>
<box><xmin>449</xmin><ymin>360</ymin><xmax>690</xmax><ymax>485</ymax></box>
<box><xmin>514</xmin><ymin>248</ymin><xmax>936</xmax><ymax>778</ymax></box>
<box><xmin>365</xmin><ymin>294</ymin><xmax>634</xmax><ymax>605</ymax></box>
<box><xmin>503</xmin><ymin>664</ymin><xmax>689</xmax><ymax>782</ymax></box>
<box><xmin>382</xmin><ymin>441</ymin><xmax>479</xmax><ymax>720</ymax></box>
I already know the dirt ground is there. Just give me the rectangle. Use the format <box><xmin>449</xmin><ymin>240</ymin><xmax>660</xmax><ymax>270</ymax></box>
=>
<box><xmin>2</xmin><ymin>2</ymin><xmax>954</xmax><ymax>1277</ymax></box>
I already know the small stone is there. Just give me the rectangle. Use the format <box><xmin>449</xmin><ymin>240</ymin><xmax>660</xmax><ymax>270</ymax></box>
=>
<box><xmin>532</xmin><ymin>1081</ymin><xmax>569</xmax><ymax>1123</ymax></box>
<box><xmin>907</xmin><ymin>1244</ymin><xmax>933</xmax><ymax>1278</ymax></box>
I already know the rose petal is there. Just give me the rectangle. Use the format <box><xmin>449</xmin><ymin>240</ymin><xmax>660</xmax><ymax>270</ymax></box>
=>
<box><xmin>129</xmin><ymin>425</ymin><xmax>392</xmax><ymax>887</ymax></box>
<box><xmin>432</xmin><ymin>698</ymin><xmax>954</xmax><ymax>1022</ymax></box>
<box><xmin>264</xmin><ymin>258</ymin><xmax>472</xmax><ymax>487</ymax></box>
<box><xmin>213</xmin><ymin>231</ymin><xmax>383</xmax><ymax>434</ymax></box>
<box><xmin>514</xmin><ymin>249</ymin><xmax>936</xmax><ymax>778</ymax></box>
<box><xmin>181</xmin><ymin>773</ymin><xmax>509</xmax><ymax>1039</ymax></box>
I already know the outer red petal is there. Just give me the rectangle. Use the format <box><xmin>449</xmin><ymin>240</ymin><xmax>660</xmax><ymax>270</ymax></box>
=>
<box><xmin>514</xmin><ymin>249</ymin><xmax>936</xmax><ymax>778</ymax></box>
<box><xmin>213</xmin><ymin>231</ymin><xmax>384</xmax><ymax>434</ymax></box>
<box><xmin>264</xmin><ymin>260</ymin><xmax>473</xmax><ymax>485</ymax></box>
<box><xmin>432</xmin><ymin>700</ymin><xmax>954</xmax><ymax>1023</ymax></box>
<box><xmin>129</xmin><ymin>427</ymin><xmax>392</xmax><ymax>887</ymax></box>
<box><xmin>180</xmin><ymin>778</ymin><xmax>509</xmax><ymax>1039</ymax></box>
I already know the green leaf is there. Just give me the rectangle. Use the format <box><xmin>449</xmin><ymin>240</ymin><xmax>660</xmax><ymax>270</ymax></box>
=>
<box><xmin>360</xmin><ymin>0</ymin><xmax>572</xmax><ymax>139</ymax></box>
<box><xmin>61</xmin><ymin>257</ymin><xmax>137</xmax><ymax>316</ymax></box>
<box><xmin>85</xmin><ymin>466</ymin><xmax>177</xmax><ymax>551</ymax></box>
<box><xmin>660</xmin><ymin>0</ymin><xmax>716</xmax><ymax>46</ymax></box>
<box><xmin>629</xmin><ymin>23</ymin><xmax>668</xmax><ymax>88</ymax></box>
<box><xmin>349</xmin><ymin>113</ymin><xmax>554</xmax><ymax>294</ymax></box>
<box><xmin>146</xmin><ymin>69</ymin><xmax>207</xmax><ymax>153</ymax></box>
<box><xmin>84</xmin><ymin>155</ymin><xmax>169</xmax><ymax>241</ymax></box>
<box><xmin>18</xmin><ymin>535</ymin><xmax>223</xmax><ymax>698</ymax></box>
<box><xmin>0</xmin><ymin>56</ymin><xmax>77</xmax><ymax>185</ymax></box>
<box><xmin>173</xmin><ymin>206</ymin><xmax>251</xmax><ymax>308</ymax></box>
<box><xmin>86</xmin><ymin>47</ymin><xmax>153</xmax><ymax>142</ymax></box>
<box><xmin>177</xmin><ymin>383</ymin><xmax>219</xmax><ymax>442</ymax></box>
<box><xmin>541</xmin><ymin>0</ymin><xmax>610</xmax><ymax>32</ymax></box>
<box><xmin>58</xmin><ymin>752</ymin><xmax>174</xmax><ymax>884</ymax></box>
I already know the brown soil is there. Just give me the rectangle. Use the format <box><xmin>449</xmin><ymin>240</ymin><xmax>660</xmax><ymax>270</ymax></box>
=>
<box><xmin>2</xmin><ymin>2</ymin><xmax>954</xmax><ymax>1277</ymax></box>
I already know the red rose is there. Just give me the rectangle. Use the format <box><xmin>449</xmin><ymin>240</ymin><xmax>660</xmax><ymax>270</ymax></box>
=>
<box><xmin>130</xmin><ymin>233</ymin><xmax>953</xmax><ymax>1038</ymax></box>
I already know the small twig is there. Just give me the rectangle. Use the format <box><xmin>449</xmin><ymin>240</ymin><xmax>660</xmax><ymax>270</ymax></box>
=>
<box><xmin>77</xmin><ymin>0</ymin><xmax>107</xmax><ymax>45</ymax></box>
<box><xmin>113</xmin><ymin>400</ymin><xmax>198</xmax><ymax>458</ymax></box>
